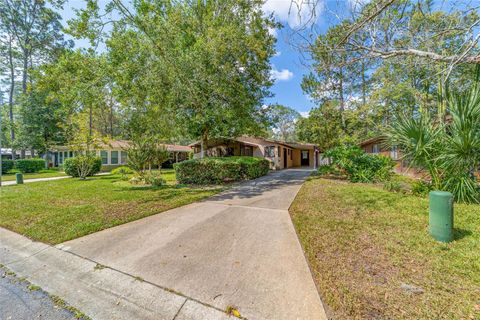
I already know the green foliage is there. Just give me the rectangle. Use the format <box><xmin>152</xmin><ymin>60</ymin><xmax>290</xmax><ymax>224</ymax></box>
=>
<box><xmin>15</xmin><ymin>159</ymin><xmax>46</xmax><ymax>173</ymax></box>
<box><xmin>126</xmin><ymin>135</ymin><xmax>170</xmax><ymax>177</ymax></box>
<box><xmin>317</xmin><ymin>164</ymin><xmax>336</xmax><ymax>175</ymax></box>
<box><xmin>144</xmin><ymin>171</ymin><xmax>166</xmax><ymax>187</ymax></box>
<box><xmin>111</xmin><ymin>166</ymin><xmax>133</xmax><ymax>180</ymax></box>
<box><xmin>1</xmin><ymin>160</ymin><xmax>15</xmax><ymax>174</ymax></box>
<box><xmin>324</xmin><ymin>145</ymin><xmax>395</xmax><ymax>183</ymax></box>
<box><xmin>386</xmin><ymin>76</ymin><xmax>480</xmax><ymax>203</ymax></box>
<box><xmin>63</xmin><ymin>156</ymin><xmax>101</xmax><ymax>179</ymax></box>
<box><xmin>267</xmin><ymin>104</ymin><xmax>300</xmax><ymax>142</ymax></box>
<box><xmin>174</xmin><ymin>156</ymin><xmax>270</xmax><ymax>184</ymax></box>
<box><xmin>411</xmin><ymin>180</ymin><xmax>433</xmax><ymax>197</ymax></box>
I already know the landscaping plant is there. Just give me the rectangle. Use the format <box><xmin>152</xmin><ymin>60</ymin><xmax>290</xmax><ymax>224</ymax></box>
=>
<box><xmin>15</xmin><ymin>158</ymin><xmax>46</xmax><ymax>173</ymax></box>
<box><xmin>1</xmin><ymin>160</ymin><xmax>15</xmax><ymax>174</ymax></box>
<box><xmin>174</xmin><ymin>157</ymin><xmax>270</xmax><ymax>184</ymax></box>
<box><xmin>63</xmin><ymin>156</ymin><xmax>101</xmax><ymax>179</ymax></box>
<box><xmin>386</xmin><ymin>77</ymin><xmax>480</xmax><ymax>203</ymax></box>
<box><xmin>321</xmin><ymin>145</ymin><xmax>395</xmax><ymax>183</ymax></box>
<box><xmin>111</xmin><ymin>166</ymin><xmax>134</xmax><ymax>181</ymax></box>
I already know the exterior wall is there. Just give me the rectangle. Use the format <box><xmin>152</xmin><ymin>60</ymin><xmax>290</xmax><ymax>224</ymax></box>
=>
<box><xmin>192</xmin><ymin>137</ymin><xmax>317</xmax><ymax>170</ymax></box>
<box><xmin>52</xmin><ymin>147</ymin><xmax>189</xmax><ymax>170</ymax></box>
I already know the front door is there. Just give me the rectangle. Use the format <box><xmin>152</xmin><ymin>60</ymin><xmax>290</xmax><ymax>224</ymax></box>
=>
<box><xmin>301</xmin><ymin>150</ymin><xmax>309</xmax><ymax>166</ymax></box>
<box><xmin>283</xmin><ymin>148</ymin><xmax>287</xmax><ymax>168</ymax></box>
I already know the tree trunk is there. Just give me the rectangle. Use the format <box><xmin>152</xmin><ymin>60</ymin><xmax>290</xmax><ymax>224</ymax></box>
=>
<box><xmin>89</xmin><ymin>105</ymin><xmax>93</xmax><ymax>137</ymax></box>
<box><xmin>361</xmin><ymin>60</ymin><xmax>366</xmax><ymax>106</ymax></box>
<box><xmin>338</xmin><ymin>66</ymin><xmax>346</xmax><ymax>130</ymax></box>
<box><xmin>8</xmin><ymin>37</ymin><xmax>15</xmax><ymax>158</ymax></box>
<box><xmin>200</xmin><ymin>131</ymin><xmax>208</xmax><ymax>159</ymax></box>
<box><xmin>22</xmin><ymin>50</ymin><xmax>28</xmax><ymax>93</ymax></box>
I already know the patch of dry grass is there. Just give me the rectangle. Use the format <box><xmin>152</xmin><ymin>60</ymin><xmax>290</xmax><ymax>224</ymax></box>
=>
<box><xmin>290</xmin><ymin>177</ymin><xmax>480</xmax><ymax>320</ymax></box>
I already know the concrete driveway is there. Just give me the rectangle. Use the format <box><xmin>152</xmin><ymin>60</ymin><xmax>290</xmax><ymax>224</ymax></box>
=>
<box><xmin>60</xmin><ymin>169</ymin><xmax>327</xmax><ymax>320</ymax></box>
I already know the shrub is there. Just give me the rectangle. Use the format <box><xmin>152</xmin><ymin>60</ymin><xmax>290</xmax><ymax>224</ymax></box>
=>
<box><xmin>64</xmin><ymin>156</ymin><xmax>102</xmax><ymax>179</ymax></box>
<box><xmin>383</xmin><ymin>180</ymin><xmax>402</xmax><ymax>193</ymax></box>
<box><xmin>15</xmin><ymin>158</ymin><xmax>46</xmax><ymax>173</ymax></box>
<box><xmin>174</xmin><ymin>156</ymin><xmax>270</xmax><ymax>184</ymax></box>
<box><xmin>1</xmin><ymin>160</ymin><xmax>15</xmax><ymax>174</ymax></box>
<box><xmin>111</xmin><ymin>166</ymin><xmax>134</xmax><ymax>180</ymax></box>
<box><xmin>323</xmin><ymin>145</ymin><xmax>395</xmax><ymax>183</ymax></box>
<box><xmin>318</xmin><ymin>164</ymin><xmax>336</xmax><ymax>175</ymax></box>
<box><xmin>412</xmin><ymin>180</ymin><xmax>433</xmax><ymax>197</ymax></box>
<box><xmin>144</xmin><ymin>171</ymin><xmax>166</xmax><ymax>186</ymax></box>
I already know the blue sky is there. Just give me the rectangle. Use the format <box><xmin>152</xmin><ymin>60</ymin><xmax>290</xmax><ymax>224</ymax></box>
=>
<box><xmin>60</xmin><ymin>0</ymin><xmax>350</xmax><ymax>117</ymax></box>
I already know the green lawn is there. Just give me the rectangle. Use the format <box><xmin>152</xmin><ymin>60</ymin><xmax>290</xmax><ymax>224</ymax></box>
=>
<box><xmin>0</xmin><ymin>169</ymin><xmax>222</xmax><ymax>244</ymax></box>
<box><xmin>1</xmin><ymin>169</ymin><xmax>67</xmax><ymax>182</ymax></box>
<box><xmin>290</xmin><ymin>177</ymin><xmax>480</xmax><ymax>320</ymax></box>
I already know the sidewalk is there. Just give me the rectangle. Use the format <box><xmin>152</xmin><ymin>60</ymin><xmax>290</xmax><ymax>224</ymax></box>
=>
<box><xmin>0</xmin><ymin>227</ymin><xmax>231</xmax><ymax>320</ymax></box>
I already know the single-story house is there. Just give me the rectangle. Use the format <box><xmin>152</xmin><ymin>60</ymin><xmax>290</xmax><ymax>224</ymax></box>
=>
<box><xmin>0</xmin><ymin>148</ymin><xmax>34</xmax><ymax>160</ymax></box>
<box><xmin>49</xmin><ymin>140</ymin><xmax>192</xmax><ymax>170</ymax></box>
<box><xmin>359</xmin><ymin>136</ymin><xmax>421</xmax><ymax>176</ymax></box>
<box><xmin>189</xmin><ymin>136</ymin><xmax>320</xmax><ymax>170</ymax></box>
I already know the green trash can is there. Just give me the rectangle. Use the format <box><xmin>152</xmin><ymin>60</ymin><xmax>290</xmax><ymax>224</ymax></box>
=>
<box><xmin>16</xmin><ymin>173</ymin><xmax>24</xmax><ymax>185</ymax></box>
<box><xmin>429</xmin><ymin>191</ymin><xmax>453</xmax><ymax>243</ymax></box>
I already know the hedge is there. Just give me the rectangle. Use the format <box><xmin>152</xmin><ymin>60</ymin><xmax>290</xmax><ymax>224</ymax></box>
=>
<box><xmin>1</xmin><ymin>160</ymin><xmax>15</xmax><ymax>174</ymax></box>
<box><xmin>15</xmin><ymin>158</ymin><xmax>46</xmax><ymax>173</ymax></box>
<box><xmin>64</xmin><ymin>156</ymin><xmax>102</xmax><ymax>178</ymax></box>
<box><xmin>174</xmin><ymin>156</ymin><xmax>270</xmax><ymax>184</ymax></box>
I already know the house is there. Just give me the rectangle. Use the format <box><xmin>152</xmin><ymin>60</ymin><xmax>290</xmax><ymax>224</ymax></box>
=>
<box><xmin>359</xmin><ymin>136</ymin><xmax>420</xmax><ymax>176</ymax></box>
<box><xmin>189</xmin><ymin>136</ymin><xmax>320</xmax><ymax>170</ymax></box>
<box><xmin>49</xmin><ymin>140</ymin><xmax>192</xmax><ymax>170</ymax></box>
<box><xmin>0</xmin><ymin>148</ymin><xmax>34</xmax><ymax>160</ymax></box>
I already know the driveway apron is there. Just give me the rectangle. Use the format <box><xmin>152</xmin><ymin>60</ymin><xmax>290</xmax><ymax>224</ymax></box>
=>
<box><xmin>60</xmin><ymin>169</ymin><xmax>327</xmax><ymax>320</ymax></box>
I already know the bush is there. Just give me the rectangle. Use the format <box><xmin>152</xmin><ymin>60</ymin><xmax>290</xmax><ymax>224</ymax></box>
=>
<box><xmin>1</xmin><ymin>159</ymin><xmax>15</xmax><ymax>174</ymax></box>
<box><xmin>323</xmin><ymin>145</ymin><xmax>395</xmax><ymax>183</ymax></box>
<box><xmin>64</xmin><ymin>156</ymin><xmax>102</xmax><ymax>179</ymax></box>
<box><xmin>111</xmin><ymin>166</ymin><xmax>134</xmax><ymax>180</ymax></box>
<box><xmin>412</xmin><ymin>180</ymin><xmax>433</xmax><ymax>197</ymax></box>
<box><xmin>318</xmin><ymin>164</ymin><xmax>336</xmax><ymax>175</ymax></box>
<box><xmin>15</xmin><ymin>158</ymin><xmax>46</xmax><ymax>173</ymax></box>
<box><xmin>144</xmin><ymin>171</ymin><xmax>166</xmax><ymax>186</ymax></box>
<box><xmin>174</xmin><ymin>156</ymin><xmax>270</xmax><ymax>184</ymax></box>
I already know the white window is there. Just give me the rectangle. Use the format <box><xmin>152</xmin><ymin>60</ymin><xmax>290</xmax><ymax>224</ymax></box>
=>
<box><xmin>391</xmin><ymin>146</ymin><xmax>398</xmax><ymax>160</ymax></box>
<box><xmin>264</xmin><ymin>146</ymin><xmax>275</xmax><ymax>158</ymax></box>
<box><xmin>111</xmin><ymin>151</ymin><xmax>119</xmax><ymax>165</ymax></box>
<box><xmin>121</xmin><ymin>151</ymin><xmax>127</xmax><ymax>164</ymax></box>
<box><xmin>372</xmin><ymin>144</ymin><xmax>380</xmax><ymax>154</ymax></box>
<box><xmin>100</xmin><ymin>150</ymin><xmax>108</xmax><ymax>165</ymax></box>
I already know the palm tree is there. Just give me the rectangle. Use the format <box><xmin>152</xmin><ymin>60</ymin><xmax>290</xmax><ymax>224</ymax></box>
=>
<box><xmin>386</xmin><ymin>80</ymin><xmax>480</xmax><ymax>203</ymax></box>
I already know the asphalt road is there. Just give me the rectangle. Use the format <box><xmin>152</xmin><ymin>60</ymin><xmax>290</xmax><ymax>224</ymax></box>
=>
<box><xmin>0</xmin><ymin>266</ymin><xmax>80</xmax><ymax>320</ymax></box>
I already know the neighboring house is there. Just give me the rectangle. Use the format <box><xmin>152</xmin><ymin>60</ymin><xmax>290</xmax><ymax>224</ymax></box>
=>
<box><xmin>49</xmin><ymin>140</ymin><xmax>192</xmax><ymax>170</ymax></box>
<box><xmin>189</xmin><ymin>136</ymin><xmax>320</xmax><ymax>170</ymax></box>
<box><xmin>0</xmin><ymin>148</ymin><xmax>34</xmax><ymax>160</ymax></box>
<box><xmin>359</xmin><ymin>136</ymin><xmax>421</xmax><ymax>176</ymax></box>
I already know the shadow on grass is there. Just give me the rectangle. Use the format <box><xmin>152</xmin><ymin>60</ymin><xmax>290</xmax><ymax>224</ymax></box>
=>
<box><xmin>454</xmin><ymin>228</ymin><xmax>473</xmax><ymax>241</ymax></box>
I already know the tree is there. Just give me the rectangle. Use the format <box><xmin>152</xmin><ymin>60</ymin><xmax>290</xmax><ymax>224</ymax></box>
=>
<box><xmin>268</xmin><ymin>104</ymin><xmax>300</xmax><ymax>142</ymax></box>
<box><xmin>296</xmin><ymin>101</ymin><xmax>344</xmax><ymax>150</ymax></box>
<box><xmin>386</xmin><ymin>78</ymin><xmax>480</xmax><ymax>203</ymax></box>
<box><xmin>68</xmin><ymin>0</ymin><xmax>276</xmax><ymax>158</ymax></box>
<box><xmin>0</xmin><ymin>0</ymin><xmax>69</xmax><ymax>152</ymax></box>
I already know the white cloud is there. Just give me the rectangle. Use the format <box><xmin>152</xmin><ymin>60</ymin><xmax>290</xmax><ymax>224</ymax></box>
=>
<box><xmin>274</xmin><ymin>50</ymin><xmax>282</xmax><ymax>57</ymax></box>
<box><xmin>263</xmin><ymin>0</ymin><xmax>323</xmax><ymax>29</ymax></box>
<box><xmin>271</xmin><ymin>68</ymin><xmax>294</xmax><ymax>81</ymax></box>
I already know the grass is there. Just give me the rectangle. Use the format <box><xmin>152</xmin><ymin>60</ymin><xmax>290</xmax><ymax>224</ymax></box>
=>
<box><xmin>290</xmin><ymin>176</ymin><xmax>480</xmax><ymax>320</ymax></box>
<box><xmin>0</xmin><ymin>169</ymin><xmax>222</xmax><ymax>244</ymax></box>
<box><xmin>1</xmin><ymin>169</ymin><xmax>67</xmax><ymax>182</ymax></box>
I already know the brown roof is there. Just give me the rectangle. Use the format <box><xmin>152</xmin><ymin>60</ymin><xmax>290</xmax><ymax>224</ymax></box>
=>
<box><xmin>190</xmin><ymin>135</ymin><xmax>318</xmax><ymax>150</ymax></box>
<box><xmin>358</xmin><ymin>136</ymin><xmax>384</xmax><ymax>147</ymax></box>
